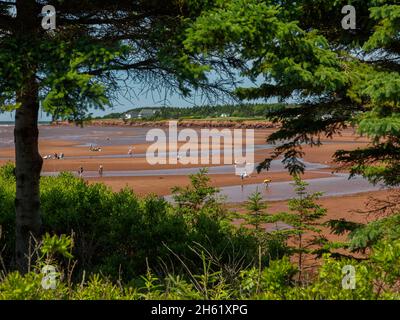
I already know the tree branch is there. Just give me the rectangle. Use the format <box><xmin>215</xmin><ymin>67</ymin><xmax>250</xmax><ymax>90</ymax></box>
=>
<box><xmin>86</xmin><ymin>59</ymin><xmax>157</xmax><ymax>76</ymax></box>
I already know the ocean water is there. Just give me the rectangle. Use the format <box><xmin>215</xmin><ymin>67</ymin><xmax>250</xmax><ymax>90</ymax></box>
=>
<box><xmin>0</xmin><ymin>123</ymin><xmax>151</xmax><ymax>148</ymax></box>
<box><xmin>0</xmin><ymin>121</ymin><xmax>51</xmax><ymax>126</ymax></box>
<box><xmin>0</xmin><ymin>122</ymin><xmax>264</xmax><ymax>150</ymax></box>
<box><xmin>0</xmin><ymin>122</ymin><xmax>49</xmax><ymax>148</ymax></box>
<box><xmin>0</xmin><ymin>121</ymin><xmax>14</xmax><ymax>126</ymax></box>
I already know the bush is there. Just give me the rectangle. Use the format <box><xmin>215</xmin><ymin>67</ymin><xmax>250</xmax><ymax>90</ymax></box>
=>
<box><xmin>2</xmin><ymin>164</ymin><xmax>400</xmax><ymax>300</ymax></box>
<box><xmin>0</xmin><ymin>166</ymin><xmax>268</xmax><ymax>281</ymax></box>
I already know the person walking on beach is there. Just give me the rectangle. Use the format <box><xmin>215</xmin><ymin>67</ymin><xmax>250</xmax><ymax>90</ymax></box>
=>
<box><xmin>128</xmin><ymin>146</ymin><xmax>133</xmax><ymax>157</ymax></box>
<box><xmin>98</xmin><ymin>165</ymin><xmax>104</xmax><ymax>177</ymax></box>
<box><xmin>78</xmin><ymin>166</ymin><xmax>84</xmax><ymax>178</ymax></box>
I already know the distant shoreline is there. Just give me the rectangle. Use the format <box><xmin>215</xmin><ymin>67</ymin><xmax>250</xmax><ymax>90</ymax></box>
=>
<box><xmin>0</xmin><ymin>121</ymin><xmax>51</xmax><ymax>126</ymax></box>
<box><xmin>50</xmin><ymin>119</ymin><xmax>280</xmax><ymax>129</ymax></box>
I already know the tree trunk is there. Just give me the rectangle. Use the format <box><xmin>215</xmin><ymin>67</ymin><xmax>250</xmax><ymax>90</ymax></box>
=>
<box><xmin>14</xmin><ymin>76</ymin><xmax>43</xmax><ymax>274</ymax></box>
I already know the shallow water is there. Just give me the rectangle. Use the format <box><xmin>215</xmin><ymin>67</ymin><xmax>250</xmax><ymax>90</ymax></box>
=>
<box><xmin>2</xmin><ymin>125</ymin><xmax>385</xmax><ymax>204</ymax></box>
<box><xmin>0</xmin><ymin>125</ymin><xmax>152</xmax><ymax>148</ymax></box>
<box><xmin>212</xmin><ymin>174</ymin><xmax>384</xmax><ymax>202</ymax></box>
<box><xmin>41</xmin><ymin>159</ymin><xmax>328</xmax><ymax>177</ymax></box>
<box><xmin>42</xmin><ymin>144</ymin><xmax>273</xmax><ymax>160</ymax></box>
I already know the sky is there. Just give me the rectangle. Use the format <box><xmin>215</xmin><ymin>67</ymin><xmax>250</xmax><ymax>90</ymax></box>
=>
<box><xmin>0</xmin><ymin>4</ymin><xmax>263</xmax><ymax>122</ymax></box>
<box><xmin>0</xmin><ymin>89</ymin><xmax>207</xmax><ymax>122</ymax></box>
<box><xmin>0</xmin><ymin>90</ymin><xmax>278</xmax><ymax>121</ymax></box>
<box><xmin>0</xmin><ymin>75</ymin><xmax>274</xmax><ymax>122</ymax></box>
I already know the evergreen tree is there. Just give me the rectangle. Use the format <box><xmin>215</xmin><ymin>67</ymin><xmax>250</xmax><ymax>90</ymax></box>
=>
<box><xmin>272</xmin><ymin>177</ymin><xmax>327</xmax><ymax>283</ymax></box>
<box><xmin>245</xmin><ymin>191</ymin><xmax>268</xmax><ymax>232</ymax></box>
<box><xmin>185</xmin><ymin>0</ymin><xmax>400</xmax><ymax>260</ymax></box>
<box><xmin>0</xmin><ymin>0</ymin><xmax>233</xmax><ymax>273</ymax></box>
<box><xmin>185</xmin><ymin>0</ymin><xmax>400</xmax><ymax>184</ymax></box>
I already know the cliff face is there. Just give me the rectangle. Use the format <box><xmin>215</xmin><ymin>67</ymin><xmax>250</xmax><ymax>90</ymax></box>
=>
<box><xmin>51</xmin><ymin>119</ymin><xmax>279</xmax><ymax>129</ymax></box>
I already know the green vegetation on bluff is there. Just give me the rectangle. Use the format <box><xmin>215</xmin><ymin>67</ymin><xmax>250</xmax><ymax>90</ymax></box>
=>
<box><xmin>98</xmin><ymin>103</ymin><xmax>288</xmax><ymax>121</ymax></box>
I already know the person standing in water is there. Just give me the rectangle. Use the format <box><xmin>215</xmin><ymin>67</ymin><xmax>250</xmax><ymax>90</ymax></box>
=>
<box><xmin>78</xmin><ymin>166</ymin><xmax>84</xmax><ymax>178</ymax></box>
<box><xmin>98</xmin><ymin>165</ymin><xmax>104</xmax><ymax>177</ymax></box>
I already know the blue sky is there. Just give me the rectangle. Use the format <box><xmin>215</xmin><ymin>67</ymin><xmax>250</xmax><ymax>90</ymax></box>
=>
<box><xmin>0</xmin><ymin>74</ymin><xmax>275</xmax><ymax>122</ymax></box>
<box><xmin>0</xmin><ymin>89</ymin><xmax>215</xmax><ymax>122</ymax></box>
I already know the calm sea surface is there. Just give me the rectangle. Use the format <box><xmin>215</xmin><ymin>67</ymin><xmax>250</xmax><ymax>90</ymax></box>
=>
<box><xmin>0</xmin><ymin>123</ymin><xmax>151</xmax><ymax>148</ymax></box>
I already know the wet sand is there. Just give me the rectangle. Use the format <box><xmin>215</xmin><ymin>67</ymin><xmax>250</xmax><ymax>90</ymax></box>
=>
<box><xmin>2</xmin><ymin>123</ymin><xmax>393</xmax><ymax>271</ymax></box>
<box><xmin>0</xmin><ymin>125</ymin><xmax>388</xmax><ymax>214</ymax></box>
<box><xmin>205</xmin><ymin>174</ymin><xmax>386</xmax><ymax>203</ymax></box>
<box><xmin>87</xmin><ymin>170</ymin><xmax>333</xmax><ymax>196</ymax></box>
<box><xmin>1</xmin><ymin>122</ymin><xmax>397</xmax><ymax>263</ymax></box>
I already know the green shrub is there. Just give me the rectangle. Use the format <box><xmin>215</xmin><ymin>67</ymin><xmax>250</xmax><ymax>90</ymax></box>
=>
<box><xmin>2</xmin><ymin>168</ymin><xmax>400</xmax><ymax>300</ymax></box>
<box><xmin>0</xmin><ymin>166</ymin><xmax>267</xmax><ymax>281</ymax></box>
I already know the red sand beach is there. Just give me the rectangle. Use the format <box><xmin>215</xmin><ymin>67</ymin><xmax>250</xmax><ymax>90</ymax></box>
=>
<box><xmin>0</xmin><ymin>123</ymin><xmax>389</xmax><ymax>230</ymax></box>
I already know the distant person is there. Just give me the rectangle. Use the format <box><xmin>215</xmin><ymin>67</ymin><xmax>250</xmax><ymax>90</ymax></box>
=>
<box><xmin>263</xmin><ymin>178</ymin><xmax>271</xmax><ymax>188</ymax></box>
<box><xmin>98</xmin><ymin>165</ymin><xmax>104</xmax><ymax>177</ymax></box>
<box><xmin>128</xmin><ymin>146</ymin><xmax>133</xmax><ymax>157</ymax></box>
<box><xmin>59</xmin><ymin>153</ymin><xmax>64</xmax><ymax>159</ymax></box>
<box><xmin>78</xmin><ymin>166</ymin><xmax>84</xmax><ymax>178</ymax></box>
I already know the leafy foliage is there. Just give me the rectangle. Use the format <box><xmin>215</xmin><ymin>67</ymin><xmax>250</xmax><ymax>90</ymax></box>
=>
<box><xmin>245</xmin><ymin>191</ymin><xmax>269</xmax><ymax>231</ymax></box>
<box><xmin>2</xmin><ymin>236</ymin><xmax>400</xmax><ymax>300</ymax></box>
<box><xmin>1</xmin><ymin>165</ymin><xmax>400</xmax><ymax>299</ymax></box>
<box><xmin>184</xmin><ymin>0</ymin><xmax>400</xmax><ymax>185</ymax></box>
<box><xmin>270</xmin><ymin>176</ymin><xmax>328</xmax><ymax>282</ymax></box>
<box><xmin>0</xmin><ymin>166</ymin><xmax>266</xmax><ymax>281</ymax></box>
